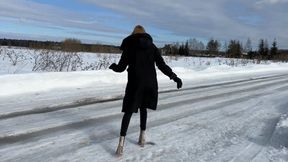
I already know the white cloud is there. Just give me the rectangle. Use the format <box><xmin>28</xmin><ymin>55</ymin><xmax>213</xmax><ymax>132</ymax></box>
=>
<box><xmin>79</xmin><ymin>0</ymin><xmax>288</xmax><ymax>48</ymax></box>
<box><xmin>257</xmin><ymin>0</ymin><xmax>288</xmax><ymax>5</ymax></box>
<box><xmin>255</xmin><ymin>0</ymin><xmax>288</xmax><ymax>9</ymax></box>
<box><xmin>0</xmin><ymin>0</ymin><xmax>124</xmax><ymax>33</ymax></box>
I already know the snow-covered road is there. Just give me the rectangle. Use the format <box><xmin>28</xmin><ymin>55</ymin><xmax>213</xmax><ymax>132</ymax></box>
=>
<box><xmin>1</xmin><ymin>72</ymin><xmax>288</xmax><ymax>162</ymax></box>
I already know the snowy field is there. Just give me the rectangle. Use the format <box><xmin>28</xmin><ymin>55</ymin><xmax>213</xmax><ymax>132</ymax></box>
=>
<box><xmin>0</xmin><ymin>46</ymin><xmax>288</xmax><ymax>162</ymax></box>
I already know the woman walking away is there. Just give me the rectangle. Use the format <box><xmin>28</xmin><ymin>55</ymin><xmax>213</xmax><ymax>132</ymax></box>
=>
<box><xmin>109</xmin><ymin>25</ymin><xmax>182</xmax><ymax>156</ymax></box>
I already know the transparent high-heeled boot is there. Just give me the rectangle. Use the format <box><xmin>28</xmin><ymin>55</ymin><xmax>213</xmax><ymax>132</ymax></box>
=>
<box><xmin>138</xmin><ymin>130</ymin><xmax>145</xmax><ymax>147</ymax></box>
<box><xmin>116</xmin><ymin>136</ymin><xmax>125</xmax><ymax>156</ymax></box>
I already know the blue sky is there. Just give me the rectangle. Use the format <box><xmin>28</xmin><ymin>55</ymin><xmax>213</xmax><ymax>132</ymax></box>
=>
<box><xmin>0</xmin><ymin>0</ymin><xmax>287</xmax><ymax>48</ymax></box>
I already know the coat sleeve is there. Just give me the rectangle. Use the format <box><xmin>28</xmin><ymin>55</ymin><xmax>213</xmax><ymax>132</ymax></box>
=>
<box><xmin>154</xmin><ymin>46</ymin><xmax>177</xmax><ymax>79</ymax></box>
<box><xmin>110</xmin><ymin>37</ymin><xmax>129</xmax><ymax>73</ymax></box>
<box><xmin>112</xmin><ymin>50</ymin><xmax>128</xmax><ymax>72</ymax></box>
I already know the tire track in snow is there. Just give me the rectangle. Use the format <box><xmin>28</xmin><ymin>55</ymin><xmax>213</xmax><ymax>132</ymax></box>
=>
<box><xmin>1</xmin><ymin>73</ymin><xmax>288</xmax><ymax>120</ymax></box>
<box><xmin>157</xmin><ymin>78</ymin><xmax>288</xmax><ymax>110</ymax></box>
<box><xmin>228</xmin><ymin>117</ymin><xmax>281</xmax><ymax>162</ymax></box>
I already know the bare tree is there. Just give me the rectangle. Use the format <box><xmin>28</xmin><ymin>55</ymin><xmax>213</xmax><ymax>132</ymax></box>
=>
<box><xmin>0</xmin><ymin>47</ymin><xmax>3</xmax><ymax>60</ymax></box>
<box><xmin>188</xmin><ymin>38</ymin><xmax>205</xmax><ymax>51</ymax></box>
<box><xmin>62</xmin><ymin>38</ymin><xmax>83</xmax><ymax>52</ymax></box>
<box><xmin>6</xmin><ymin>49</ymin><xmax>26</xmax><ymax>66</ymax></box>
<box><xmin>244</xmin><ymin>38</ymin><xmax>252</xmax><ymax>53</ymax></box>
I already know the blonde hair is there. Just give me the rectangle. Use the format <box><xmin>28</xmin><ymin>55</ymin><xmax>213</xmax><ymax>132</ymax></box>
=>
<box><xmin>132</xmin><ymin>25</ymin><xmax>146</xmax><ymax>34</ymax></box>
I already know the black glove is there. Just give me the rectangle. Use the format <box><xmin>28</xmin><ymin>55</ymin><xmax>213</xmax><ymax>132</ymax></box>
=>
<box><xmin>109</xmin><ymin>63</ymin><xmax>117</xmax><ymax>70</ymax></box>
<box><xmin>173</xmin><ymin>77</ymin><xmax>182</xmax><ymax>89</ymax></box>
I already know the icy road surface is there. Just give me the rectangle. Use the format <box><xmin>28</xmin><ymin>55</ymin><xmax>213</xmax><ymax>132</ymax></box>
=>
<box><xmin>1</xmin><ymin>73</ymin><xmax>288</xmax><ymax>162</ymax></box>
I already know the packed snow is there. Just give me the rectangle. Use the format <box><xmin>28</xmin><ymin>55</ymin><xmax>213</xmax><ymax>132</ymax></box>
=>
<box><xmin>0</xmin><ymin>46</ymin><xmax>288</xmax><ymax>162</ymax></box>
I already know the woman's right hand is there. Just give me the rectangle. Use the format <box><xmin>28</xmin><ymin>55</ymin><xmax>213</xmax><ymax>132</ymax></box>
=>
<box><xmin>173</xmin><ymin>77</ymin><xmax>182</xmax><ymax>89</ymax></box>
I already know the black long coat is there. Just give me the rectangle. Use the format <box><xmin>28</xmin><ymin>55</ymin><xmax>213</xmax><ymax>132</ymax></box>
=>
<box><xmin>111</xmin><ymin>33</ymin><xmax>176</xmax><ymax>113</ymax></box>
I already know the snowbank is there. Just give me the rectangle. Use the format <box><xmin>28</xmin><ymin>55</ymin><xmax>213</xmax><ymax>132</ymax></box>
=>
<box><xmin>265</xmin><ymin>114</ymin><xmax>288</xmax><ymax>162</ymax></box>
<box><xmin>1</xmin><ymin>63</ymin><xmax>288</xmax><ymax>97</ymax></box>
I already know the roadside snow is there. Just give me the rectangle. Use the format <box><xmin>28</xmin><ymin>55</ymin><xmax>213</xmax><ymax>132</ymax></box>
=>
<box><xmin>0</xmin><ymin>61</ymin><xmax>288</xmax><ymax>97</ymax></box>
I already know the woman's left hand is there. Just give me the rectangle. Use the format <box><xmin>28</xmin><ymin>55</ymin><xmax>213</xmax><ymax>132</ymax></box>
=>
<box><xmin>109</xmin><ymin>63</ymin><xmax>117</xmax><ymax>70</ymax></box>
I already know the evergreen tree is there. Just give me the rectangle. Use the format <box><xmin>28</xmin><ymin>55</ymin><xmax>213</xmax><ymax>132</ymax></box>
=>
<box><xmin>184</xmin><ymin>40</ymin><xmax>189</xmax><ymax>56</ymax></box>
<box><xmin>163</xmin><ymin>44</ymin><xmax>172</xmax><ymax>55</ymax></box>
<box><xmin>264</xmin><ymin>39</ymin><xmax>269</xmax><ymax>59</ymax></box>
<box><xmin>270</xmin><ymin>39</ymin><xmax>278</xmax><ymax>60</ymax></box>
<box><xmin>227</xmin><ymin>40</ymin><xmax>242</xmax><ymax>58</ymax></box>
<box><xmin>206</xmin><ymin>38</ymin><xmax>220</xmax><ymax>55</ymax></box>
<box><xmin>258</xmin><ymin>39</ymin><xmax>269</xmax><ymax>60</ymax></box>
<box><xmin>258</xmin><ymin>39</ymin><xmax>265</xmax><ymax>60</ymax></box>
<box><xmin>178</xmin><ymin>44</ymin><xmax>184</xmax><ymax>56</ymax></box>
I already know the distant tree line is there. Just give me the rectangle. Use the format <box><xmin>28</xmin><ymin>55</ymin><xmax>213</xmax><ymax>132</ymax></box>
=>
<box><xmin>0</xmin><ymin>38</ymin><xmax>121</xmax><ymax>53</ymax></box>
<box><xmin>1</xmin><ymin>37</ymin><xmax>287</xmax><ymax>61</ymax></box>
<box><xmin>162</xmin><ymin>38</ymin><xmax>288</xmax><ymax>61</ymax></box>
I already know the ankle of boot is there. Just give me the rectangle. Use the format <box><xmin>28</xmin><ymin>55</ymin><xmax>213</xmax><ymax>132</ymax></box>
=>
<box><xmin>119</xmin><ymin>136</ymin><xmax>125</xmax><ymax>146</ymax></box>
